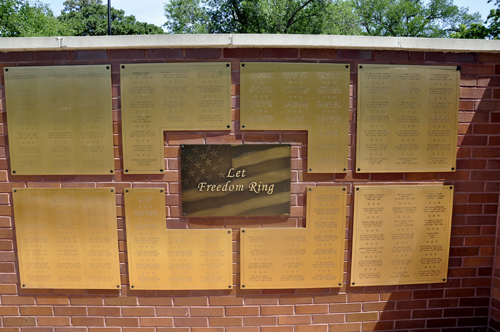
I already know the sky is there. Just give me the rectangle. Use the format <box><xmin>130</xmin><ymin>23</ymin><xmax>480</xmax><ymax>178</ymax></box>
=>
<box><xmin>44</xmin><ymin>0</ymin><xmax>496</xmax><ymax>28</ymax></box>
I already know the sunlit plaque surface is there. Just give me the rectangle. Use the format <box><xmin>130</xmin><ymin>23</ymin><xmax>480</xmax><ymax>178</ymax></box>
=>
<box><xmin>181</xmin><ymin>144</ymin><xmax>291</xmax><ymax>216</ymax></box>
<box><xmin>357</xmin><ymin>65</ymin><xmax>459</xmax><ymax>172</ymax></box>
<box><xmin>351</xmin><ymin>185</ymin><xmax>453</xmax><ymax>286</ymax></box>
<box><xmin>4</xmin><ymin>65</ymin><xmax>114</xmax><ymax>175</ymax></box>
<box><xmin>240</xmin><ymin>63</ymin><xmax>350</xmax><ymax>173</ymax></box>
<box><xmin>121</xmin><ymin>63</ymin><xmax>231</xmax><ymax>174</ymax></box>
<box><xmin>14</xmin><ymin>188</ymin><xmax>120</xmax><ymax>289</ymax></box>
<box><xmin>125</xmin><ymin>189</ymin><xmax>233</xmax><ymax>290</ymax></box>
<box><xmin>240</xmin><ymin>186</ymin><xmax>346</xmax><ymax>289</ymax></box>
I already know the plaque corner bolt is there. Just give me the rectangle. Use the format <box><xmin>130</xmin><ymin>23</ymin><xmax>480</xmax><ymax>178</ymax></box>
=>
<box><xmin>159</xmin><ymin>169</ymin><xmax>164</xmax><ymax>173</ymax></box>
<box><xmin>343</xmin><ymin>188</ymin><xmax>346</xmax><ymax>191</ymax></box>
<box><xmin>451</xmin><ymin>167</ymin><xmax>455</xmax><ymax>171</ymax></box>
<box><xmin>125</xmin><ymin>169</ymin><xmax>129</xmax><ymax>173</ymax></box>
<box><xmin>228</xmin><ymin>285</ymin><xmax>232</xmax><ymax>288</ymax></box>
<box><xmin>131</xmin><ymin>285</ymin><xmax>134</xmax><ymax>289</ymax></box>
<box><xmin>309</xmin><ymin>168</ymin><xmax>312</xmax><ymax>172</ymax></box>
<box><xmin>117</xmin><ymin>285</ymin><xmax>120</xmax><ymax>288</ymax></box>
<box><xmin>359</xmin><ymin>65</ymin><xmax>363</xmax><ymax>69</ymax></box>
<box><xmin>106</xmin><ymin>66</ymin><xmax>110</xmax><ymax>70</ymax></box>
<box><xmin>110</xmin><ymin>170</ymin><xmax>114</xmax><ymax>174</ymax></box>
<box><xmin>241</xmin><ymin>63</ymin><xmax>245</xmax><ymax>68</ymax></box>
<box><xmin>242</xmin><ymin>125</ymin><xmax>245</xmax><ymax>129</ymax></box>
<box><xmin>4</xmin><ymin>68</ymin><xmax>8</xmax><ymax>72</ymax></box>
<box><xmin>456</xmin><ymin>66</ymin><xmax>461</xmax><ymax>71</ymax></box>
<box><xmin>356</xmin><ymin>187</ymin><xmax>360</xmax><ymax>191</ymax></box>
<box><xmin>121</xmin><ymin>65</ymin><xmax>125</xmax><ymax>69</ymax></box>
<box><xmin>343</xmin><ymin>168</ymin><xmax>347</xmax><ymax>172</ymax></box>
<box><xmin>111</xmin><ymin>189</ymin><xmax>114</xmax><ymax>193</ymax></box>
<box><xmin>22</xmin><ymin>284</ymin><xmax>25</xmax><ymax>287</ymax></box>
<box><xmin>12</xmin><ymin>170</ymin><xmax>16</xmax><ymax>174</ymax></box>
<box><xmin>125</xmin><ymin>189</ymin><xmax>129</xmax><ymax>193</ymax></box>
<box><xmin>160</xmin><ymin>189</ymin><xmax>164</xmax><ymax>193</ymax></box>
<box><xmin>352</xmin><ymin>282</ymin><xmax>355</xmax><ymax>285</ymax></box>
<box><xmin>182</xmin><ymin>212</ymin><xmax>186</xmax><ymax>216</ymax></box>
<box><xmin>13</xmin><ymin>190</ymin><xmax>17</xmax><ymax>193</ymax></box>
<box><xmin>449</xmin><ymin>186</ymin><xmax>453</xmax><ymax>190</ymax></box>
<box><xmin>241</xmin><ymin>229</ymin><xmax>246</xmax><ymax>233</ymax></box>
<box><xmin>227</xmin><ymin>125</ymin><xmax>230</xmax><ymax>129</ymax></box>
<box><xmin>338</xmin><ymin>283</ymin><xmax>342</xmax><ymax>286</ymax></box>
<box><xmin>357</xmin><ymin>168</ymin><xmax>361</xmax><ymax>172</ymax></box>
<box><xmin>227</xmin><ymin>230</ymin><xmax>231</xmax><ymax>234</ymax></box>
<box><xmin>308</xmin><ymin>188</ymin><xmax>312</xmax><ymax>192</ymax></box>
<box><xmin>226</xmin><ymin>63</ymin><xmax>230</xmax><ymax>68</ymax></box>
<box><xmin>241</xmin><ymin>284</ymin><xmax>245</xmax><ymax>288</ymax></box>
<box><xmin>442</xmin><ymin>279</ymin><xmax>446</xmax><ymax>282</ymax></box>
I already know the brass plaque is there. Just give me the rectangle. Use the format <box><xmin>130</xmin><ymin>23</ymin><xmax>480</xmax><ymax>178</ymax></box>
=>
<box><xmin>181</xmin><ymin>144</ymin><xmax>291</xmax><ymax>216</ymax></box>
<box><xmin>357</xmin><ymin>65</ymin><xmax>459</xmax><ymax>172</ymax></box>
<box><xmin>13</xmin><ymin>188</ymin><xmax>120</xmax><ymax>289</ymax></box>
<box><xmin>125</xmin><ymin>189</ymin><xmax>233</xmax><ymax>290</ymax></box>
<box><xmin>351</xmin><ymin>185</ymin><xmax>454</xmax><ymax>286</ymax></box>
<box><xmin>240</xmin><ymin>186</ymin><xmax>346</xmax><ymax>289</ymax></box>
<box><xmin>121</xmin><ymin>63</ymin><xmax>231</xmax><ymax>174</ymax></box>
<box><xmin>240</xmin><ymin>63</ymin><xmax>350</xmax><ymax>173</ymax></box>
<box><xmin>5</xmin><ymin>65</ymin><xmax>114</xmax><ymax>175</ymax></box>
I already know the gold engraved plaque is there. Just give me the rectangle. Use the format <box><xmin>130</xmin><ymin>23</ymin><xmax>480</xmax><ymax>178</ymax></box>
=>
<box><xmin>240</xmin><ymin>186</ymin><xmax>346</xmax><ymax>289</ymax></box>
<box><xmin>125</xmin><ymin>189</ymin><xmax>233</xmax><ymax>290</ymax></box>
<box><xmin>240</xmin><ymin>63</ymin><xmax>350</xmax><ymax>173</ymax></box>
<box><xmin>13</xmin><ymin>188</ymin><xmax>120</xmax><ymax>289</ymax></box>
<box><xmin>181</xmin><ymin>144</ymin><xmax>291</xmax><ymax>216</ymax></box>
<box><xmin>351</xmin><ymin>185</ymin><xmax>454</xmax><ymax>286</ymax></box>
<box><xmin>121</xmin><ymin>63</ymin><xmax>231</xmax><ymax>174</ymax></box>
<box><xmin>357</xmin><ymin>65</ymin><xmax>459</xmax><ymax>172</ymax></box>
<box><xmin>5</xmin><ymin>65</ymin><xmax>114</xmax><ymax>175</ymax></box>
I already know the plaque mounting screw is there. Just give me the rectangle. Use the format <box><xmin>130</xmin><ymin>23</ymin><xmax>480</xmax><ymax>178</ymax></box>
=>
<box><xmin>338</xmin><ymin>283</ymin><xmax>342</xmax><ymax>286</ymax></box>
<box><xmin>117</xmin><ymin>285</ymin><xmax>120</xmax><ymax>288</ymax></box>
<box><xmin>451</xmin><ymin>167</ymin><xmax>455</xmax><ymax>171</ymax></box>
<box><xmin>12</xmin><ymin>171</ymin><xmax>16</xmax><ymax>174</ymax></box>
<box><xmin>5</xmin><ymin>68</ymin><xmax>8</xmax><ymax>72</ymax></box>
<box><xmin>160</xmin><ymin>169</ymin><xmax>163</xmax><ymax>173</ymax></box>
<box><xmin>111</xmin><ymin>189</ymin><xmax>114</xmax><ymax>193</ymax></box>
<box><xmin>343</xmin><ymin>168</ymin><xmax>346</xmax><ymax>172</ymax></box>
<box><xmin>309</xmin><ymin>168</ymin><xmax>312</xmax><ymax>172</ymax></box>
<box><xmin>242</xmin><ymin>230</ymin><xmax>246</xmax><ymax>233</ymax></box>
<box><xmin>449</xmin><ymin>186</ymin><xmax>453</xmax><ymax>190</ymax></box>
<box><xmin>345</xmin><ymin>65</ymin><xmax>349</xmax><ymax>69</ymax></box>
<box><xmin>106</xmin><ymin>66</ymin><xmax>110</xmax><ymax>70</ymax></box>
<box><xmin>343</xmin><ymin>188</ymin><xmax>346</xmax><ymax>191</ymax></box>
<box><xmin>228</xmin><ymin>285</ymin><xmax>231</xmax><ymax>288</ymax></box>
<box><xmin>160</xmin><ymin>189</ymin><xmax>164</xmax><ymax>193</ymax></box>
<box><xmin>125</xmin><ymin>169</ymin><xmax>129</xmax><ymax>173</ymax></box>
<box><xmin>242</xmin><ymin>125</ymin><xmax>245</xmax><ymax>129</ymax></box>
<box><xmin>131</xmin><ymin>285</ymin><xmax>134</xmax><ymax>289</ymax></box>
<box><xmin>456</xmin><ymin>66</ymin><xmax>461</xmax><ymax>71</ymax></box>
<box><xmin>308</xmin><ymin>188</ymin><xmax>312</xmax><ymax>192</ymax></box>
<box><xmin>352</xmin><ymin>282</ymin><xmax>355</xmax><ymax>285</ymax></box>
<box><xmin>22</xmin><ymin>284</ymin><xmax>25</xmax><ymax>287</ymax></box>
<box><xmin>359</xmin><ymin>65</ymin><xmax>363</xmax><ymax>69</ymax></box>
<box><xmin>241</xmin><ymin>64</ymin><xmax>245</xmax><ymax>68</ymax></box>
<box><xmin>227</xmin><ymin>230</ymin><xmax>231</xmax><ymax>234</ymax></box>
<box><xmin>443</xmin><ymin>279</ymin><xmax>446</xmax><ymax>282</ymax></box>
<box><xmin>226</xmin><ymin>64</ymin><xmax>230</xmax><ymax>68</ymax></box>
<box><xmin>121</xmin><ymin>65</ymin><xmax>125</xmax><ymax>69</ymax></box>
<box><xmin>242</xmin><ymin>284</ymin><xmax>245</xmax><ymax>288</ymax></box>
<box><xmin>126</xmin><ymin>189</ymin><xmax>129</xmax><ymax>193</ymax></box>
<box><xmin>356</xmin><ymin>188</ymin><xmax>360</xmax><ymax>191</ymax></box>
<box><xmin>357</xmin><ymin>168</ymin><xmax>361</xmax><ymax>171</ymax></box>
<box><xmin>227</xmin><ymin>125</ymin><xmax>230</xmax><ymax>129</ymax></box>
<box><xmin>13</xmin><ymin>190</ymin><xmax>16</xmax><ymax>193</ymax></box>
<box><xmin>183</xmin><ymin>212</ymin><xmax>186</xmax><ymax>216</ymax></box>
<box><xmin>110</xmin><ymin>170</ymin><xmax>113</xmax><ymax>173</ymax></box>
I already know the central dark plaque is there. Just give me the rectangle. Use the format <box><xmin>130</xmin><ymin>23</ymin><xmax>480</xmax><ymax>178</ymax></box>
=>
<box><xmin>181</xmin><ymin>145</ymin><xmax>291</xmax><ymax>216</ymax></box>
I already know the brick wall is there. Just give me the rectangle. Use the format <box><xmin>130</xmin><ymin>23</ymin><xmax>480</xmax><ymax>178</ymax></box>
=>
<box><xmin>0</xmin><ymin>47</ymin><xmax>499</xmax><ymax>332</ymax></box>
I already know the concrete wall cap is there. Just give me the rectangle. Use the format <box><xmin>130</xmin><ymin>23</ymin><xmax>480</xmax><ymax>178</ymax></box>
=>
<box><xmin>0</xmin><ymin>34</ymin><xmax>498</xmax><ymax>53</ymax></box>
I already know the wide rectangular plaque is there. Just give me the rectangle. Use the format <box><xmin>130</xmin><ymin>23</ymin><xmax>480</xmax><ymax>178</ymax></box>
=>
<box><xmin>240</xmin><ymin>186</ymin><xmax>346</xmax><ymax>289</ymax></box>
<box><xmin>240</xmin><ymin>63</ymin><xmax>350</xmax><ymax>173</ymax></box>
<box><xmin>125</xmin><ymin>189</ymin><xmax>233</xmax><ymax>290</ymax></box>
<box><xmin>181</xmin><ymin>144</ymin><xmax>291</xmax><ymax>216</ymax></box>
<box><xmin>5</xmin><ymin>65</ymin><xmax>114</xmax><ymax>175</ymax></box>
<box><xmin>13</xmin><ymin>188</ymin><xmax>120</xmax><ymax>289</ymax></box>
<box><xmin>357</xmin><ymin>65</ymin><xmax>459</xmax><ymax>172</ymax></box>
<box><xmin>351</xmin><ymin>185</ymin><xmax>453</xmax><ymax>286</ymax></box>
<box><xmin>121</xmin><ymin>63</ymin><xmax>231</xmax><ymax>174</ymax></box>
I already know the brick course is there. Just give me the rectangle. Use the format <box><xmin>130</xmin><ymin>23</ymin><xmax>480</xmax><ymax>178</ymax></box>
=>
<box><xmin>0</xmin><ymin>45</ymin><xmax>498</xmax><ymax>332</ymax></box>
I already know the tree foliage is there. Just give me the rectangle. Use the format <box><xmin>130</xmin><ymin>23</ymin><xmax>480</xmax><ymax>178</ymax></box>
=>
<box><xmin>58</xmin><ymin>0</ymin><xmax>164</xmax><ymax>35</ymax></box>
<box><xmin>164</xmin><ymin>0</ymin><xmax>361</xmax><ymax>35</ymax></box>
<box><xmin>451</xmin><ymin>0</ymin><xmax>500</xmax><ymax>39</ymax></box>
<box><xmin>0</xmin><ymin>0</ymin><xmax>71</xmax><ymax>36</ymax></box>
<box><xmin>353</xmin><ymin>0</ymin><xmax>481</xmax><ymax>37</ymax></box>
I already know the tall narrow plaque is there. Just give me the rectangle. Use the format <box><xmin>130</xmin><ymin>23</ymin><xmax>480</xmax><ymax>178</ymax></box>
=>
<box><xmin>357</xmin><ymin>65</ymin><xmax>459</xmax><ymax>172</ymax></box>
<box><xmin>14</xmin><ymin>188</ymin><xmax>120</xmax><ymax>289</ymax></box>
<box><xmin>240</xmin><ymin>63</ymin><xmax>350</xmax><ymax>173</ymax></box>
<box><xmin>121</xmin><ymin>63</ymin><xmax>231</xmax><ymax>174</ymax></box>
<box><xmin>125</xmin><ymin>189</ymin><xmax>233</xmax><ymax>290</ymax></box>
<box><xmin>240</xmin><ymin>186</ymin><xmax>346</xmax><ymax>289</ymax></box>
<box><xmin>5</xmin><ymin>65</ymin><xmax>114</xmax><ymax>175</ymax></box>
<box><xmin>351</xmin><ymin>185</ymin><xmax>453</xmax><ymax>286</ymax></box>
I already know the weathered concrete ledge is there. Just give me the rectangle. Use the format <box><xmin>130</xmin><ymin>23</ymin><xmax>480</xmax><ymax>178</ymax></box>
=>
<box><xmin>0</xmin><ymin>34</ymin><xmax>498</xmax><ymax>53</ymax></box>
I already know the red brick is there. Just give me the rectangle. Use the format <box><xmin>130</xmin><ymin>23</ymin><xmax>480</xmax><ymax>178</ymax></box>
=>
<box><xmin>295</xmin><ymin>326</ymin><xmax>327</xmax><ymax>332</ymax></box>
<box><xmin>72</xmin><ymin>318</ymin><xmax>105</xmax><ymax>326</ymax></box>
<box><xmin>140</xmin><ymin>318</ymin><xmax>174</xmax><ymax>327</ymax></box>
<box><xmin>3</xmin><ymin>318</ymin><xmax>36</xmax><ymax>327</ymax></box>
<box><xmin>73</xmin><ymin>50</ymin><xmax>108</xmax><ymax>60</ymax></box>
<box><xmin>300</xmin><ymin>49</ymin><xmax>336</xmax><ymax>59</ymax></box>
<box><xmin>225</xmin><ymin>307</ymin><xmax>259</xmax><ymax>316</ymax></box>
<box><xmin>208</xmin><ymin>318</ymin><xmax>242</xmax><ymax>327</ymax></box>
<box><xmin>425</xmin><ymin>318</ymin><xmax>457</xmax><ymax>328</ymax></box>
<box><xmin>174</xmin><ymin>318</ymin><xmax>208</xmax><ymax>327</ymax></box>
<box><xmin>261</xmin><ymin>328</ymin><xmax>293</xmax><ymax>332</ymax></box>
<box><xmin>147</xmin><ymin>49</ymin><xmax>183</xmax><ymax>59</ymax></box>
<box><xmin>224</xmin><ymin>49</ymin><xmax>261</xmax><ymax>59</ymax></box>
<box><xmin>337</xmin><ymin>50</ymin><xmax>372</xmax><ymax>60</ymax></box>
<box><xmin>185</xmin><ymin>49</ymin><xmax>221</xmax><ymax>59</ymax></box>
<box><xmin>0</xmin><ymin>52</ymin><xmax>34</xmax><ymax>62</ymax></box>
<box><xmin>36</xmin><ymin>51</ymin><xmax>72</xmax><ymax>61</ymax></box>
<box><xmin>373</xmin><ymin>50</ymin><xmax>408</xmax><ymax>62</ymax></box>
<box><xmin>261</xmin><ymin>306</ymin><xmax>293</xmax><ymax>316</ymax></box>
<box><xmin>38</xmin><ymin>317</ymin><xmax>71</xmax><ymax>326</ymax></box>
<box><xmin>191</xmin><ymin>308</ymin><xmax>224</xmax><ymax>317</ymax></box>
<box><xmin>109</xmin><ymin>49</ymin><xmax>146</xmax><ymax>60</ymax></box>
<box><xmin>277</xmin><ymin>316</ymin><xmax>311</xmax><ymax>325</ymax></box>
<box><xmin>106</xmin><ymin>318</ymin><xmax>139</xmax><ymax>327</ymax></box>
<box><xmin>243</xmin><ymin>317</ymin><xmax>277</xmax><ymax>326</ymax></box>
<box><xmin>346</xmin><ymin>313</ymin><xmax>378</xmax><ymax>322</ymax></box>
<box><xmin>88</xmin><ymin>307</ymin><xmax>120</xmax><ymax>316</ymax></box>
<box><xmin>262</xmin><ymin>49</ymin><xmax>298</xmax><ymax>59</ymax></box>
